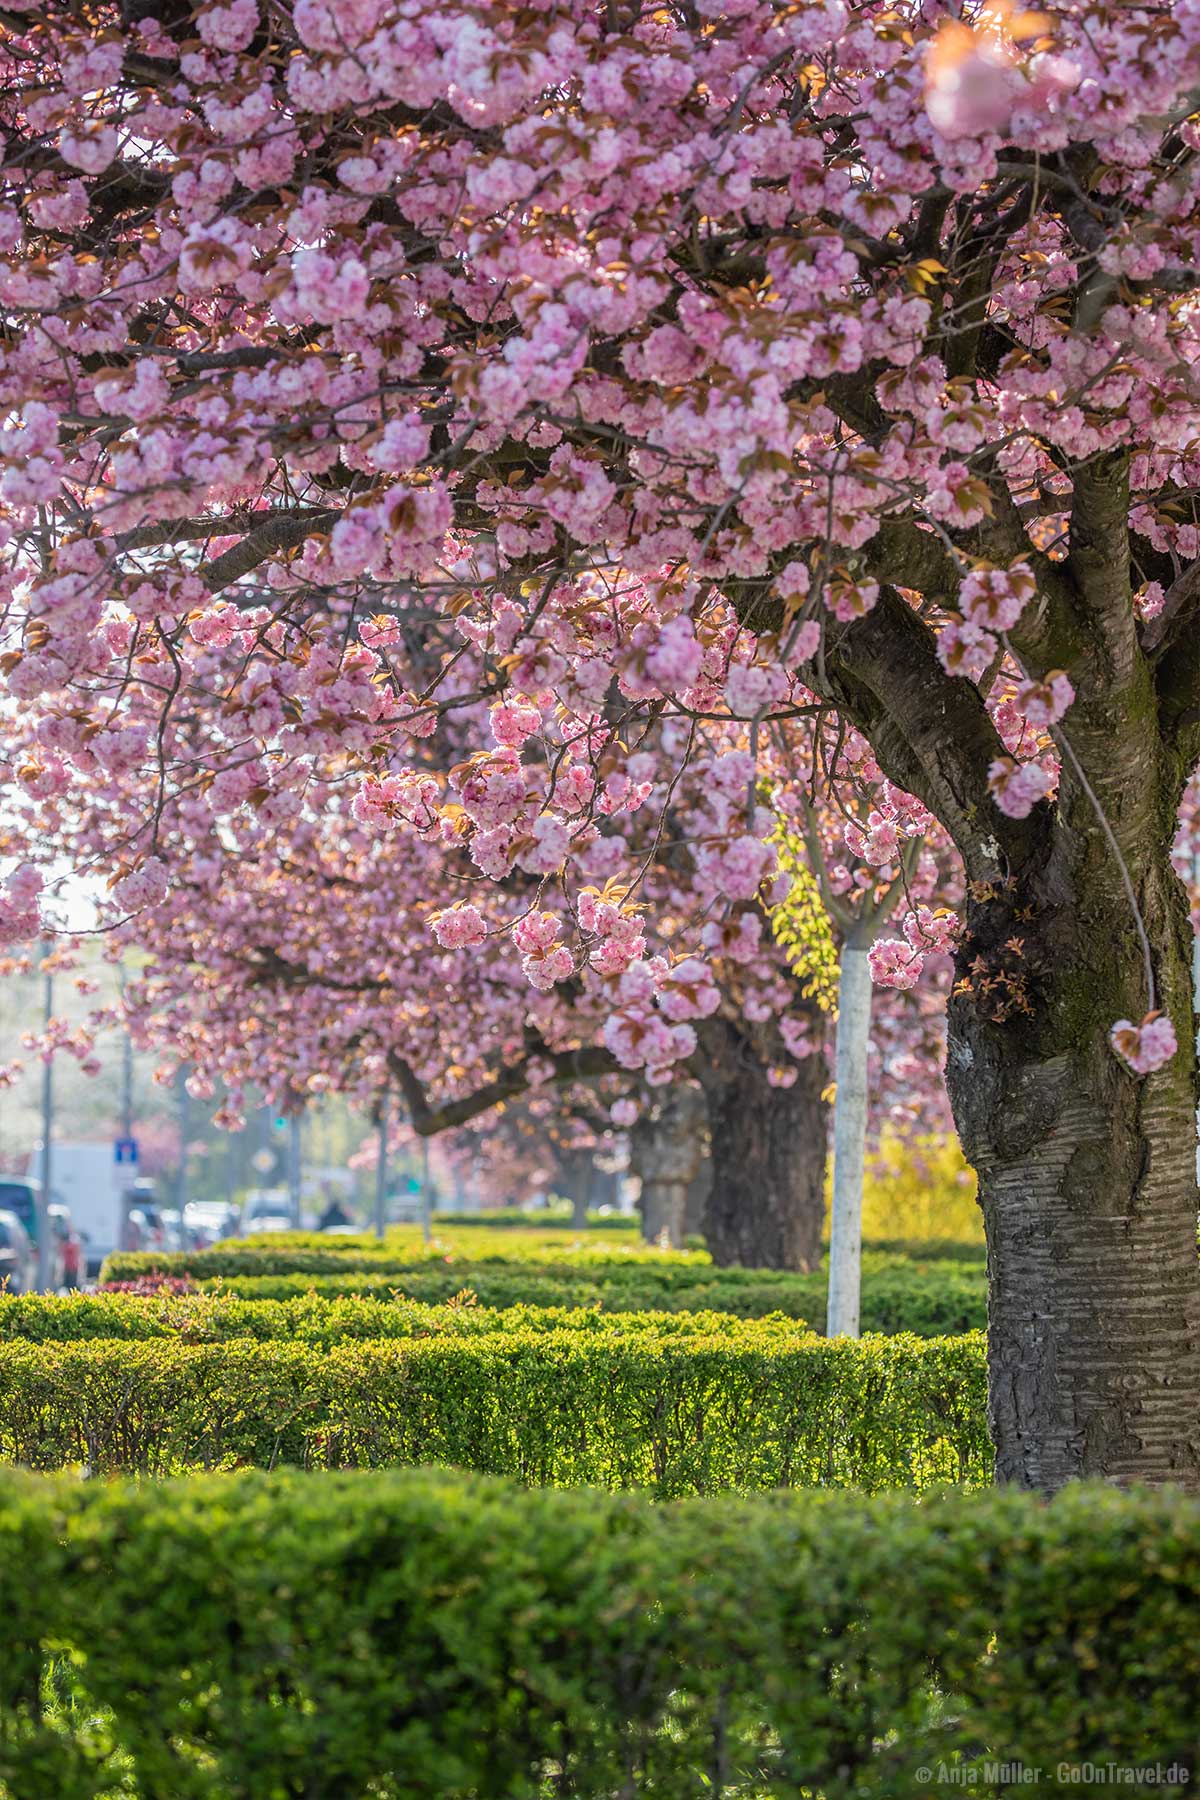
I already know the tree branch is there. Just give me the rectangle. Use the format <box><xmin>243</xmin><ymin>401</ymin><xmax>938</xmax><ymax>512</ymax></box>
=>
<box><xmin>116</xmin><ymin>507</ymin><xmax>332</xmax><ymax>555</ymax></box>
<box><xmin>1153</xmin><ymin>564</ymin><xmax>1200</xmax><ymax>763</ymax></box>
<box><xmin>387</xmin><ymin>1043</ymin><xmax>622</xmax><ymax>1136</ymax></box>
<box><xmin>1064</xmin><ymin>448</ymin><xmax>1137</xmax><ymax>679</ymax></box>
<box><xmin>200</xmin><ymin>510</ymin><xmax>338</xmax><ymax>592</ymax></box>
<box><xmin>823</xmin><ymin>589</ymin><xmax>1021</xmax><ymax>876</ymax></box>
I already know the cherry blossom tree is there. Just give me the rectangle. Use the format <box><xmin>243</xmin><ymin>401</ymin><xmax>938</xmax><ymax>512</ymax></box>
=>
<box><xmin>5</xmin><ymin>0</ymin><xmax>1200</xmax><ymax>1485</ymax></box>
<box><xmin>104</xmin><ymin>734</ymin><xmax>838</xmax><ymax>1264</ymax></box>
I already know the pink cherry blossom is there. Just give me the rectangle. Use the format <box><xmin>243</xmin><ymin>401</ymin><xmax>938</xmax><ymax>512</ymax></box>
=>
<box><xmin>111</xmin><ymin>858</ymin><xmax>170</xmax><ymax>914</ymax></box>
<box><xmin>868</xmin><ymin>939</ymin><xmax>924</xmax><ymax>991</ymax></box>
<box><xmin>987</xmin><ymin>757</ymin><xmax>1054</xmax><ymax>820</ymax></box>
<box><xmin>1016</xmin><ymin>673</ymin><xmax>1075</xmax><ymax>728</ymax></box>
<box><xmin>960</xmin><ymin>564</ymin><xmax>1037</xmax><ymax>634</ymax></box>
<box><xmin>431</xmin><ymin>904</ymin><xmax>488</xmax><ymax>949</ymax></box>
<box><xmin>1110</xmin><ymin>1014</ymin><xmax>1177</xmax><ymax>1076</ymax></box>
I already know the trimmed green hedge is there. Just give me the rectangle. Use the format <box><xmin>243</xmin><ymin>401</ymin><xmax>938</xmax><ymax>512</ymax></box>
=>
<box><xmin>209</xmin><ymin>1263</ymin><xmax>985</xmax><ymax>1335</ymax></box>
<box><xmin>101</xmin><ymin>1242</ymin><xmax>712</xmax><ymax>1281</ymax></box>
<box><xmin>101</xmin><ymin>1254</ymin><xmax>988</xmax><ymax>1336</ymax></box>
<box><xmin>430</xmin><ymin>1206</ymin><xmax>640</xmax><ymax>1228</ymax></box>
<box><xmin>233</xmin><ymin>1224</ymin><xmax>982</xmax><ymax>1259</ymax></box>
<box><xmin>101</xmin><ymin>1238</ymin><xmax>985</xmax><ymax>1283</ymax></box>
<box><xmin>0</xmin><ymin>1289</ymin><xmax>811</xmax><ymax>1346</ymax></box>
<box><xmin>1</xmin><ymin>1468</ymin><xmax>1195</xmax><ymax>1798</ymax></box>
<box><xmin>0</xmin><ymin>1329</ymin><xmax>988</xmax><ymax>1491</ymax></box>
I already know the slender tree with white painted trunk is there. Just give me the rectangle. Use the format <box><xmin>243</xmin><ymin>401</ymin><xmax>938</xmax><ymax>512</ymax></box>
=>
<box><xmin>799</xmin><ymin>818</ymin><xmax>926</xmax><ymax>1338</ymax></box>
<box><xmin>826</xmin><ymin>933</ymin><xmax>873</xmax><ymax>1338</ymax></box>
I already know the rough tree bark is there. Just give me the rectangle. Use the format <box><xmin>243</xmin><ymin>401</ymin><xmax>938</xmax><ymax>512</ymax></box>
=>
<box><xmin>726</xmin><ymin>470</ymin><xmax>1200</xmax><ymax>1484</ymax></box>
<box><xmin>749</xmin><ymin>461</ymin><xmax>1200</xmax><ymax>1488</ymax></box>
<box><xmin>694</xmin><ymin>1017</ymin><xmax>830</xmax><ymax>1271</ymax></box>
<box><xmin>555</xmin><ymin>1148</ymin><xmax>595</xmax><ymax>1228</ymax></box>
<box><xmin>948</xmin><ymin>811</ymin><xmax>1200</xmax><ymax>1491</ymax></box>
<box><xmin>684</xmin><ymin>1146</ymin><xmax>712</xmax><ymax>1240</ymax></box>
<box><xmin>630</xmin><ymin>1084</ymin><xmax>706</xmax><ymax>1247</ymax></box>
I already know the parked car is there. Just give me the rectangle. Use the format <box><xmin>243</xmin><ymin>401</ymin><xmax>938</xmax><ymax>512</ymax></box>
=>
<box><xmin>129</xmin><ymin>1195</ymin><xmax>168</xmax><ymax>1253</ymax></box>
<box><xmin>245</xmin><ymin>1211</ymin><xmax>294</xmax><ymax>1233</ymax></box>
<box><xmin>182</xmin><ymin>1201</ymin><xmax>241</xmax><ymax>1249</ymax></box>
<box><xmin>0</xmin><ymin>1209</ymin><xmax>37</xmax><ymax>1294</ymax></box>
<box><xmin>244</xmin><ymin>1192</ymin><xmax>294</xmax><ymax>1234</ymax></box>
<box><xmin>157</xmin><ymin>1207</ymin><xmax>186</xmax><ymax>1251</ymax></box>
<box><xmin>47</xmin><ymin>1203</ymin><xmax>82</xmax><ymax>1290</ymax></box>
<box><xmin>0</xmin><ymin>1179</ymin><xmax>64</xmax><ymax>1289</ymax></box>
<box><xmin>122</xmin><ymin>1207</ymin><xmax>157</xmax><ymax>1254</ymax></box>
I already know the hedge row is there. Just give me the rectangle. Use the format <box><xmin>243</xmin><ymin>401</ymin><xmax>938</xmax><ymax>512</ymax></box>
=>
<box><xmin>245</xmin><ymin>1223</ymin><xmax>984</xmax><ymax>1260</ymax></box>
<box><xmin>0</xmin><ymin>1330</ymin><xmax>988</xmax><ymax>1492</ymax></box>
<box><xmin>101</xmin><ymin>1258</ymin><xmax>988</xmax><ymax>1336</ymax></box>
<box><xmin>1</xmin><ymin>1468</ymin><xmax>1195</xmax><ymax>1798</ymax></box>
<box><xmin>427</xmin><ymin>1206</ymin><xmax>640</xmax><ymax>1228</ymax></box>
<box><xmin>101</xmin><ymin>1241</ymin><xmax>713</xmax><ymax>1282</ymax></box>
<box><xmin>0</xmin><ymin>1289</ymin><xmax>812</xmax><ymax>1347</ymax></box>
<box><xmin>101</xmin><ymin>1237</ymin><xmax>985</xmax><ymax>1282</ymax></box>
<box><xmin>212</xmin><ymin>1266</ymin><xmax>987</xmax><ymax>1335</ymax></box>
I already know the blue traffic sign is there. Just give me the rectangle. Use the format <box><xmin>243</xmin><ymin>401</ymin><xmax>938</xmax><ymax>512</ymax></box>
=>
<box><xmin>114</xmin><ymin>1137</ymin><xmax>139</xmax><ymax>1166</ymax></box>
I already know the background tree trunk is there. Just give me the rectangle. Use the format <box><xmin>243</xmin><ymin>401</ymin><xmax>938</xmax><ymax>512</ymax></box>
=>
<box><xmin>947</xmin><ymin>834</ymin><xmax>1200</xmax><ymax>1491</ymax></box>
<box><xmin>554</xmin><ymin>1148</ymin><xmax>596</xmax><ymax>1228</ymax></box>
<box><xmin>569</xmin><ymin>1162</ymin><xmax>592</xmax><ymax>1229</ymax></box>
<box><xmin>630</xmin><ymin>1085</ymin><xmax>706</xmax><ymax>1247</ymax></box>
<box><xmin>684</xmin><ymin>1147</ymin><xmax>712</xmax><ymax>1241</ymax></box>
<box><xmin>695</xmin><ymin>1018</ymin><xmax>829</xmax><ymax>1271</ymax></box>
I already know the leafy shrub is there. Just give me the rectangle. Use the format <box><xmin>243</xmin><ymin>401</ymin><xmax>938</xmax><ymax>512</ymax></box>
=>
<box><xmin>95</xmin><ymin>1276</ymin><xmax>195</xmax><ymax>1296</ymax></box>
<box><xmin>0</xmin><ymin>1289</ymin><xmax>812</xmax><ymax>1347</ymax></box>
<box><xmin>165</xmin><ymin>1258</ymin><xmax>987</xmax><ymax>1335</ymax></box>
<box><xmin>429</xmin><ymin>1206</ymin><xmax>639</xmax><ymax>1229</ymax></box>
<box><xmin>0</xmin><ymin>1467</ymin><xmax>1195</xmax><ymax>1798</ymax></box>
<box><xmin>101</xmin><ymin>1237</ymin><xmax>713</xmax><ymax>1282</ymax></box>
<box><xmin>0</xmin><ymin>1329</ymin><xmax>987</xmax><ymax>1491</ymax></box>
<box><xmin>99</xmin><ymin>1237</ymin><xmax>987</xmax><ymax>1337</ymax></box>
<box><xmin>856</xmin><ymin>1132</ymin><xmax>985</xmax><ymax>1244</ymax></box>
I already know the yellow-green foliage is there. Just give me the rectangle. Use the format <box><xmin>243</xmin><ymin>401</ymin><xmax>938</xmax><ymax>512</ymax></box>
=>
<box><xmin>853</xmin><ymin>1134</ymin><xmax>983</xmax><ymax>1245</ymax></box>
<box><xmin>101</xmin><ymin>1228</ymin><xmax>713</xmax><ymax>1287</ymax></box>
<box><xmin>0</xmin><ymin>1328</ymin><xmax>988</xmax><ymax>1491</ymax></box>
<box><xmin>766</xmin><ymin>816</ymin><xmax>839</xmax><ymax>1011</ymax></box>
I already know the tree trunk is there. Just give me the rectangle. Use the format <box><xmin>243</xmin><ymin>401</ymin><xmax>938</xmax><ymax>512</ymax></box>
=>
<box><xmin>556</xmin><ymin>1150</ymin><xmax>595</xmax><ymax>1228</ymax></box>
<box><xmin>684</xmin><ymin>1147</ymin><xmax>712</xmax><ymax>1240</ymax></box>
<box><xmin>629</xmin><ymin>1087</ymin><xmax>705</xmax><ymax>1248</ymax></box>
<box><xmin>827</xmin><ymin>938</ymin><xmax>873</xmax><ymax>1335</ymax></box>
<box><xmin>695</xmin><ymin>1018</ymin><xmax>829</xmax><ymax>1271</ymax></box>
<box><xmin>947</xmin><ymin>832</ymin><xmax>1200</xmax><ymax>1492</ymax></box>
<box><xmin>639</xmin><ymin>1176</ymin><xmax>686</xmax><ymax>1247</ymax></box>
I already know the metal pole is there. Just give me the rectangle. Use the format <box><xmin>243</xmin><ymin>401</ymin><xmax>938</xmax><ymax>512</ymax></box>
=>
<box><xmin>1193</xmin><ymin>845</ymin><xmax>1200</xmax><ymax>1181</ymax></box>
<box><xmin>36</xmin><ymin>947</ymin><xmax>53</xmax><ymax>1291</ymax></box>
<box><xmin>374</xmin><ymin>1090</ymin><xmax>389</xmax><ymax>1241</ymax></box>
<box><xmin>176</xmin><ymin>1067</ymin><xmax>190</xmax><ymax>1218</ymax></box>
<box><xmin>119</xmin><ymin>966</ymin><xmax>135</xmax><ymax>1255</ymax></box>
<box><xmin>288</xmin><ymin>1112</ymin><xmax>302</xmax><ymax>1227</ymax></box>
<box><xmin>420</xmin><ymin>1134</ymin><xmax>432</xmax><ymax>1245</ymax></box>
<box><xmin>120</xmin><ymin>1000</ymin><xmax>133</xmax><ymax>1139</ymax></box>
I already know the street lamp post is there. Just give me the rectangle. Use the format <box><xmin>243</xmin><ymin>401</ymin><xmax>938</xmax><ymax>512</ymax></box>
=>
<box><xmin>374</xmin><ymin>1089</ymin><xmax>389</xmax><ymax>1241</ymax></box>
<box><xmin>288</xmin><ymin>1112</ymin><xmax>302</xmax><ymax>1227</ymax></box>
<box><xmin>118</xmin><ymin>964</ymin><xmax>135</xmax><ymax>1254</ymax></box>
<box><xmin>176</xmin><ymin>1066</ymin><xmax>190</xmax><ymax>1219</ymax></box>
<box><xmin>36</xmin><ymin>946</ymin><xmax>54</xmax><ymax>1292</ymax></box>
<box><xmin>420</xmin><ymin>1134</ymin><xmax>432</xmax><ymax>1246</ymax></box>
